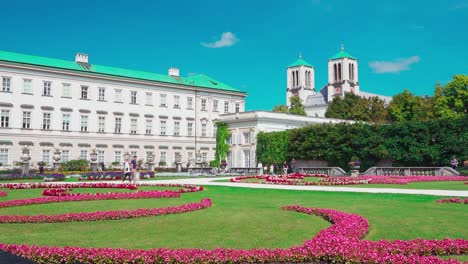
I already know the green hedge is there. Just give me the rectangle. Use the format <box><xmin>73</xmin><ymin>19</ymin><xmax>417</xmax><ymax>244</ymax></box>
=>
<box><xmin>256</xmin><ymin>116</ymin><xmax>468</xmax><ymax>171</ymax></box>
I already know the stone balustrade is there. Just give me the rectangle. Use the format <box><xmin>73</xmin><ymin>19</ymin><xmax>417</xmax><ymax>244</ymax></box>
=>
<box><xmin>362</xmin><ymin>167</ymin><xmax>460</xmax><ymax>176</ymax></box>
<box><xmin>296</xmin><ymin>167</ymin><xmax>346</xmax><ymax>177</ymax></box>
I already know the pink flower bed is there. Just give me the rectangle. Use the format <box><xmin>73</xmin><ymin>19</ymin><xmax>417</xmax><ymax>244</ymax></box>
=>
<box><xmin>0</xmin><ymin>204</ymin><xmax>466</xmax><ymax>263</ymax></box>
<box><xmin>436</xmin><ymin>197</ymin><xmax>468</xmax><ymax>204</ymax></box>
<box><xmin>231</xmin><ymin>174</ymin><xmax>468</xmax><ymax>186</ymax></box>
<box><xmin>0</xmin><ymin>191</ymin><xmax>7</xmax><ymax>197</ymax></box>
<box><xmin>0</xmin><ymin>182</ymin><xmax>206</xmax><ymax>223</ymax></box>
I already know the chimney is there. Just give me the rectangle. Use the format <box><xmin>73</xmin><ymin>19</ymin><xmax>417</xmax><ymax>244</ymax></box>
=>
<box><xmin>168</xmin><ymin>67</ymin><xmax>180</xmax><ymax>77</ymax></box>
<box><xmin>75</xmin><ymin>53</ymin><xmax>89</xmax><ymax>64</ymax></box>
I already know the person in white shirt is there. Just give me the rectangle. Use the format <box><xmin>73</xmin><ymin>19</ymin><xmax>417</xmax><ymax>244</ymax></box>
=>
<box><xmin>123</xmin><ymin>158</ymin><xmax>131</xmax><ymax>182</ymax></box>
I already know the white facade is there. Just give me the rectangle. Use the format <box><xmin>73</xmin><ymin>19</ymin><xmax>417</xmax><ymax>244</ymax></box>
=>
<box><xmin>0</xmin><ymin>51</ymin><xmax>246</xmax><ymax>168</ymax></box>
<box><xmin>219</xmin><ymin>111</ymin><xmax>352</xmax><ymax>168</ymax></box>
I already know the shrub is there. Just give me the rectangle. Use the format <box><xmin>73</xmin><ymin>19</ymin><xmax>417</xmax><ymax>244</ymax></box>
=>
<box><xmin>60</xmin><ymin>160</ymin><xmax>89</xmax><ymax>172</ymax></box>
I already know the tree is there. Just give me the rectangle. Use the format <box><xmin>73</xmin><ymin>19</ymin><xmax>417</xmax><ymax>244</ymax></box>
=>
<box><xmin>213</xmin><ymin>122</ymin><xmax>230</xmax><ymax>167</ymax></box>
<box><xmin>288</xmin><ymin>96</ymin><xmax>307</xmax><ymax>116</ymax></box>
<box><xmin>387</xmin><ymin>89</ymin><xmax>433</xmax><ymax>122</ymax></box>
<box><xmin>325</xmin><ymin>92</ymin><xmax>387</xmax><ymax>122</ymax></box>
<box><xmin>272</xmin><ymin>104</ymin><xmax>288</xmax><ymax>113</ymax></box>
<box><xmin>433</xmin><ymin>74</ymin><xmax>468</xmax><ymax>118</ymax></box>
<box><xmin>272</xmin><ymin>96</ymin><xmax>306</xmax><ymax>116</ymax></box>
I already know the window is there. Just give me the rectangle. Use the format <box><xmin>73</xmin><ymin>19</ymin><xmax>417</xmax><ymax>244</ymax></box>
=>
<box><xmin>62</xmin><ymin>114</ymin><xmax>71</xmax><ymax>131</ymax></box>
<box><xmin>173</xmin><ymin>95</ymin><xmax>180</xmax><ymax>108</ymax></box>
<box><xmin>114</xmin><ymin>117</ymin><xmax>122</xmax><ymax>133</ymax></box>
<box><xmin>213</xmin><ymin>100</ymin><xmax>218</xmax><ymax>112</ymax></box>
<box><xmin>61</xmin><ymin>150</ymin><xmax>70</xmax><ymax>162</ymax></box>
<box><xmin>98</xmin><ymin>150</ymin><xmax>105</xmax><ymax>163</ymax></box>
<box><xmin>98</xmin><ymin>87</ymin><xmax>106</xmax><ymax>101</ymax></box>
<box><xmin>146</xmin><ymin>92</ymin><xmax>152</xmax><ymax>105</ymax></box>
<box><xmin>187</xmin><ymin>122</ymin><xmax>193</xmax><ymax>136</ymax></box>
<box><xmin>23</xmin><ymin>79</ymin><xmax>32</xmax><ymax>93</ymax></box>
<box><xmin>115</xmin><ymin>89</ymin><xmax>122</xmax><ymax>102</ymax></box>
<box><xmin>145</xmin><ymin>119</ymin><xmax>152</xmax><ymax>135</ymax></box>
<box><xmin>62</xmin><ymin>83</ymin><xmax>71</xmax><ymax>97</ymax></box>
<box><xmin>81</xmin><ymin>86</ymin><xmax>88</xmax><ymax>99</ymax></box>
<box><xmin>224</xmin><ymin>101</ymin><xmax>229</xmax><ymax>113</ymax></box>
<box><xmin>160</xmin><ymin>120</ymin><xmax>166</xmax><ymax>135</ymax></box>
<box><xmin>130</xmin><ymin>118</ymin><xmax>137</xmax><ymax>134</ymax></box>
<box><xmin>243</xmin><ymin>132</ymin><xmax>251</xmax><ymax>144</ymax></box>
<box><xmin>201</xmin><ymin>99</ymin><xmax>207</xmax><ymax>111</ymax></box>
<box><xmin>160</xmin><ymin>94</ymin><xmax>166</xmax><ymax>107</ymax></box>
<box><xmin>187</xmin><ymin>97</ymin><xmax>193</xmax><ymax>109</ymax></box>
<box><xmin>80</xmin><ymin>115</ymin><xmax>88</xmax><ymax>132</ymax></box>
<box><xmin>0</xmin><ymin>110</ymin><xmax>10</xmax><ymax>128</ymax></box>
<box><xmin>42</xmin><ymin>113</ymin><xmax>51</xmax><ymax>130</ymax></box>
<box><xmin>201</xmin><ymin>122</ymin><xmax>207</xmax><ymax>137</ymax></box>
<box><xmin>43</xmin><ymin>81</ymin><xmax>51</xmax><ymax>96</ymax></box>
<box><xmin>244</xmin><ymin>150</ymin><xmax>250</xmax><ymax>167</ymax></box>
<box><xmin>42</xmin><ymin>149</ymin><xmax>50</xmax><ymax>164</ymax></box>
<box><xmin>235</xmin><ymin>103</ymin><xmax>240</xmax><ymax>113</ymax></box>
<box><xmin>130</xmin><ymin>91</ymin><xmax>137</xmax><ymax>104</ymax></box>
<box><xmin>114</xmin><ymin>151</ymin><xmax>122</xmax><ymax>163</ymax></box>
<box><xmin>98</xmin><ymin>116</ymin><xmax>105</xmax><ymax>132</ymax></box>
<box><xmin>2</xmin><ymin>77</ymin><xmax>11</xmax><ymax>92</ymax></box>
<box><xmin>174</xmin><ymin>121</ymin><xmax>180</xmax><ymax>136</ymax></box>
<box><xmin>22</xmin><ymin>111</ymin><xmax>31</xmax><ymax>129</ymax></box>
<box><xmin>202</xmin><ymin>152</ymin><xmax>207</xmax><ymax>162</ymax></box>
<box><xmin>80</xmin><ymin>150</ymin><xmax>88</xmax><ymax>160</ymax></box>
<box><xmin>0</xmin><ymin>149</ymin><xmax>8</xmax><ymax>165</ymax></box>
<box><xmin>160</xmin><ymin>152</ymin><xmax>166</xmax><ymax>162</ymax></box>
<box><xmin>130</xmin><ymin>151</ymin><xmax>137</xmax><ymax>158</ymax></box>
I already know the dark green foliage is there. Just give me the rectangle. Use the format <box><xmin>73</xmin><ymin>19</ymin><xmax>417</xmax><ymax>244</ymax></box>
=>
<box><xmin>325</xmin><ymin>93</ymin><xmax>388</xmax><ymax>123</ymax></box>
<box><xmin>256</xmin><ymin>116</ymin><xmax>468</xmax><ymax>171</ymax></box>
<box><xmin>213</xmin><ymin>122</ymin><xmax>230</xmax><ymax>167</ymax></box>
<box><xmin>272</xmin><ymin>104</ymin><xmax>288</xmax><ymax>113</ymax></box>
<box><xmin>272</xmin><ymin>96</ymin><xmax>306</xmax><ymax>116</ymax></box>
<box><xmin>60</xmin><ymin>159</ymin><xmax>89</xmax><ymax>171</ymax></box>
<box><xmin>256</xmin><ymin>131</ymin><xmax>289</xmax><ymax>166</ymax></box>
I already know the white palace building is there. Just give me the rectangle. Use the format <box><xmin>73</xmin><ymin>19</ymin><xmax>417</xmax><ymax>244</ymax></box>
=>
<box><xmin>0</xmin><ymin>50</ymin><xmax>246</xmax><ymax>168</ymax></box>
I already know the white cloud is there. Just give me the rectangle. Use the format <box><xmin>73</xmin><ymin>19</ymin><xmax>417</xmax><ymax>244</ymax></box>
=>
<box><xmin>369</xmin><ymin>56</ymin><xmax>420</xmax><ymax>74</ymax></box>
<box><xmin>202</xmin><ymin>32</ymin><xmax>239</xmax><ymax>48</ymax></box>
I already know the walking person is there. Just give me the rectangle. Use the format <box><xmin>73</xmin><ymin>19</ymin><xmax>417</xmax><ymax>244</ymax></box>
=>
<box><xmin>122</xmin><ymin>158</ymin><xmax>131</xmax><ymax>182</ymax></box>
<box><xmin>131</xmin><ymin>155</ymin><xmax>138</xmax><ymax>183</ymax></box>
<box><xmin>450</xmin><ymin>155</ymin><xmax>459</xmax><ymax>171</ymax></box>
<box><xmin>269</xmin><ymin>164</ymin><xmax>274</xmax><ymax>175</ymax></box>
<box><xmin>282</xmin><ymin>161</ymin><xmax>288</xmax><ymax>175</ymax></box>
<box><xmin>273</xmin><ymin>161</ymin><xmax>278</xmax><ymax>175</ymax></box>
<box><xmin>290</xmin><ymin>158</ymin><xmax>297</xmax><ymax>173</ymax></box>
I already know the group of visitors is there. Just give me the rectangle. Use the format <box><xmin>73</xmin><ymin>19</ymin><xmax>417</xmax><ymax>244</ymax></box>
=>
<box><xmin>266</xmin><ymin>159</ymin><xmax>296</xmax><ymax>175</ymax></box>
<box><xmin>123</xmin><ymin>155</ymin><xmax>138</xmax><ymax>183</ymax></box>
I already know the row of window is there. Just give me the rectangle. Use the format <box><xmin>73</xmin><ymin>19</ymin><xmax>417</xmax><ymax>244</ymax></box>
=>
<box><xmin>0</xmin><ymin>110</ymin><xmax>214</xmax><ymax>137</ymax></box>
<box><xmin>0</xmin><ymin>149</ymin><xmax>209</xmax><ymax>166</ymax></box>
<box><xmin>290</xmin><ymin>70</ymin><xmax>313</xmax><ymax>88</ymax></box>
<box><xmin>1</xmin><ymin>77</ymin><xmax>241</xmax><ymax>113</ymax></box>
<box><xmin>229</xmin><ymin>131</ymin><xmax>255</xmax><ymax>145</ymax></box>
<box><xmin>226</xmin><ymin>150</ymin><xmax>256</xmax><ymax>168</ymax></box>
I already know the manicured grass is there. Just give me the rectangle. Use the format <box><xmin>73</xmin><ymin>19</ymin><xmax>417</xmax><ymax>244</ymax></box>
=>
<box><xmin>0</xmin><ymin>185</ymin><xmax>466</xmax><ymax>252</ymax></box>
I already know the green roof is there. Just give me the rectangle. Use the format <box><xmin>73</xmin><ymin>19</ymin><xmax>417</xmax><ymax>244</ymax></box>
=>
<box><xmin>329</xmin><ymin>50</ymin><xmax>356</xmax><ymax>60</ymax></box>
<box><xmin>288</xmin><ymin>58</ymin><xmax>313</xmax><ymax>68</ymax></box>
<box><xmin>0</xmin><ymin>50</ymin><xmax>244</xmax><ymax>93</ymax></box>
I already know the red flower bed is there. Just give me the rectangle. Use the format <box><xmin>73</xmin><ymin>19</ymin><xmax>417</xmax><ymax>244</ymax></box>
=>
<box><xmin>0</xmin><ymin>204</ymin><xmax>466</xmax><ymax>263</ymax></box>
<box><xmin>436</xmin><ymin>197</ymin><xmax>468</xmax><ymax>204</ymax></box>
<box><xmin>0</xmin><ymin>183</ymin><xmax>206</xmax><ymax>223</ymax></box>
<box><xmin>0</xmin><ymin>191</ymin><xmax>7</xmax><ymax>197</ymax></box>
<box><xmin>231</xmin><ymin>174</ymin><xmax>468</xmax><ymax>186</ymax></box>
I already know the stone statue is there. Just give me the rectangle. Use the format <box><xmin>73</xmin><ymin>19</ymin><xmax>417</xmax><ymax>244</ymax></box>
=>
<box><xmin>90</xmin><ymin>149</ymin><xmax>98</xmax><ymax>172</ymax></box>
<box><xmin>20</xmin><ymin>147</ymin><xmax>31</xmax><ymax>176</ymax></box>
<box><xmin>52</xmin><ymin>148</ymin><xmax>61</xmax><ymax>171</ymax></box>
<box><xmin>146</xmin><ymin>151</ymin><xmax>155</xmax><ymax>171</ymax></box>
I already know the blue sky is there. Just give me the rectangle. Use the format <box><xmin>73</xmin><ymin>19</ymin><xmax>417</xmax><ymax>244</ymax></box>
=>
<box><xmin>2</xmin><ymin>0</ymin><xmax>467</xmax><ymax>110</ymax></box>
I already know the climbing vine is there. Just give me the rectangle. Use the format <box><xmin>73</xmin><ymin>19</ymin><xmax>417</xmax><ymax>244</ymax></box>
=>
<box><xmin>213</xmin><ymin>122</ymin><xmax>230</xmax><ymax>167</ymax></box>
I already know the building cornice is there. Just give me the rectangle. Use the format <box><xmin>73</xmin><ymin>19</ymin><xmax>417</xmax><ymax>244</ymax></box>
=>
<box><xmin>0</xmin><ymin>61</ymin><xmax>247</xmax><ymax>97</ymax></box>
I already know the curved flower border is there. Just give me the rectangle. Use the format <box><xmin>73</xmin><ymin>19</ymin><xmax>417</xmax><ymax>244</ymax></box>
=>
<box><xmin>0</xmin><ymin>183</ymin><xmax>206</xmax><ymax>223</ymax></box>
<box><xmin>0</xmin><ymin>205</ymin><xmax>466</xmax><ymax>263</ymax></box>
<box><xmin>436</xmin><ymin>197</ymin><xmax>468</xmax><ymax>204</ymax></box>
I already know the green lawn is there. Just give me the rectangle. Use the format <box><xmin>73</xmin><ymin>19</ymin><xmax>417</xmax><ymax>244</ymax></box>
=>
<box><xmin>0</xmin><ymin>185</ymin><xmax>466</xmax><ymax>252</ymax></box>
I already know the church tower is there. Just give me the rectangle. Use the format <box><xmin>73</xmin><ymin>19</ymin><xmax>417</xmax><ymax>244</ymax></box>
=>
<box><xmin>286</xmin><ymin>54</ymin><xmax>315</xmax><ymax>107</ymax></box>
<box><xmin>326</xmin><ymin>45</ymin><xmax>359</xmax><ymax>103</ymax></box>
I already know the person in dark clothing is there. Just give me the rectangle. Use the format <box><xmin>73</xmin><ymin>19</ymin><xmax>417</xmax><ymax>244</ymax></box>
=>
<box><xmin>290</xmin><ymin>158</ymin><xmax>297</xmax><ymax>173</ymax></box>
<box><xmin>131</xmin><ymin>156</ymin><xmax>138</xmax><ymax>183</ymax></box>
<box><xmin>273</xmin><ymin>162</ymin><xmax>278</xmax><ymax>174</ymax></box>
